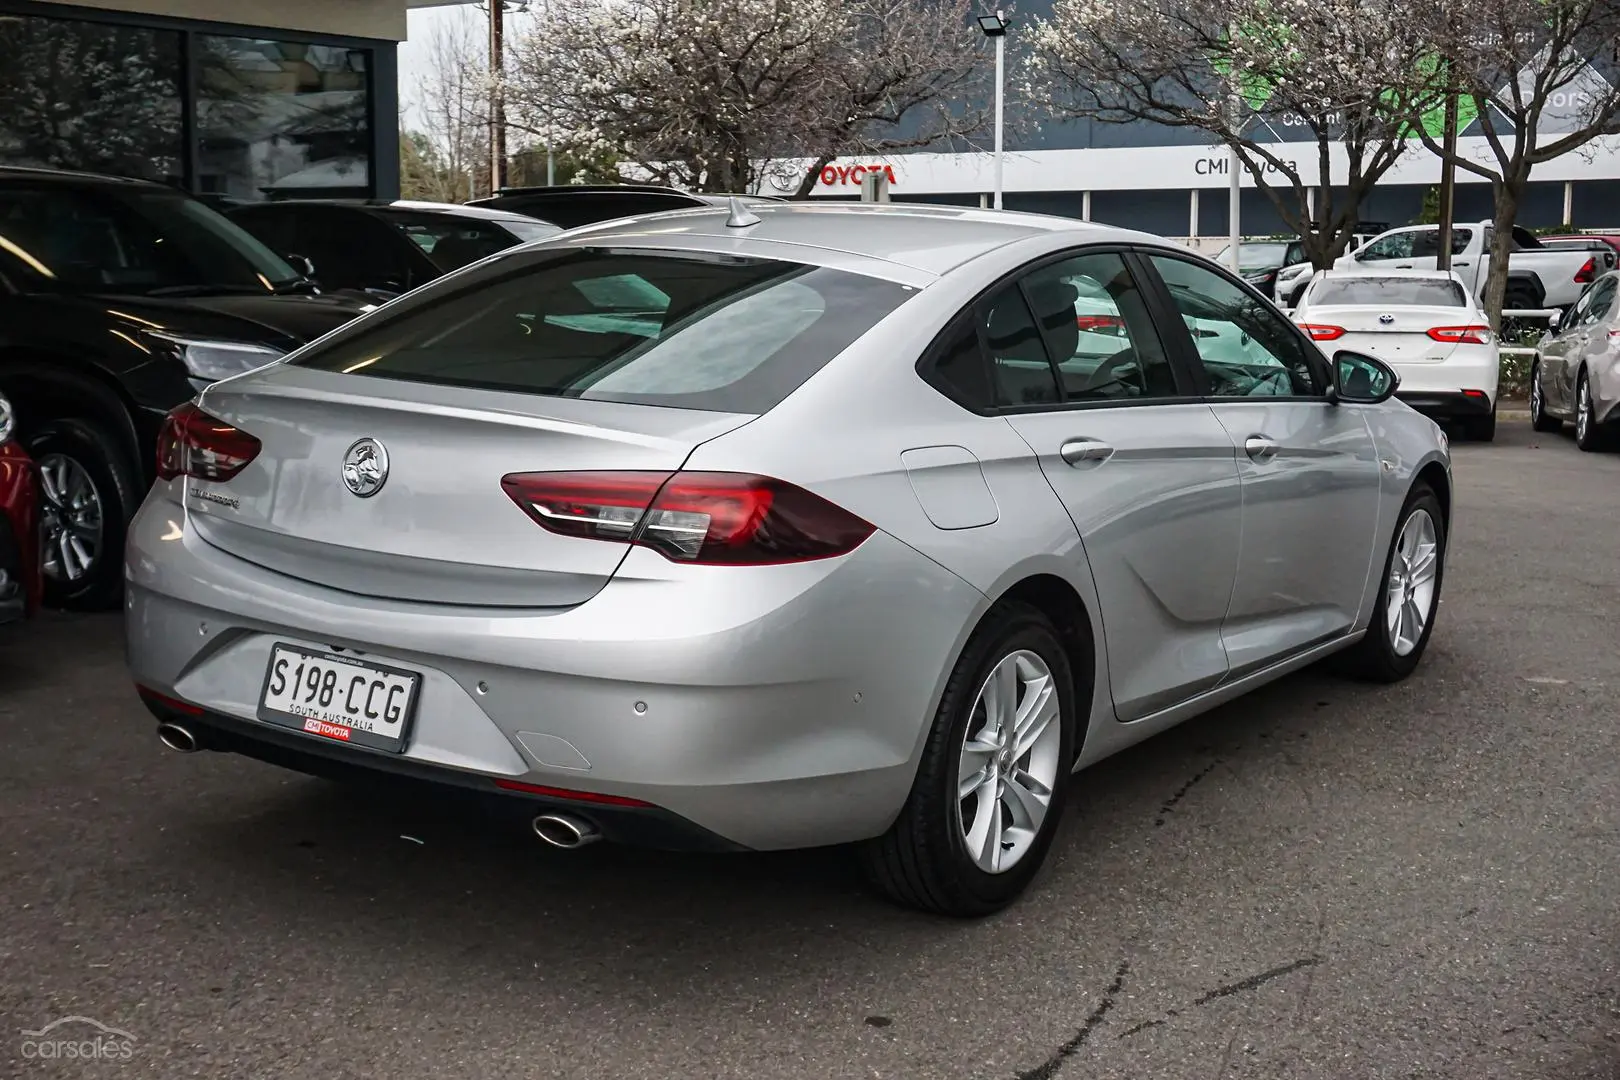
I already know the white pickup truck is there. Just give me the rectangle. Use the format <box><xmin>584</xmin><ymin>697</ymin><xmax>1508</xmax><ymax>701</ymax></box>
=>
<box><xmin>1331</xmin><ymin>221</ymin><xmax>1614</xmax><ymax>312</ymax></box>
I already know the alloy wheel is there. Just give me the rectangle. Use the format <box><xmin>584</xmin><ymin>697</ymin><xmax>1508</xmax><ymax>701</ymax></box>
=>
<box><xmin>1385</xmin><ymin>508</ymin><xmax>1439</xmax><ymax>657</ymax></box>
<box><xmin>1530</xmin><ymin>370</ymin><xmax>1543</xmax><ymax>421</ymax></box>
<box><xmin>957</xmin><ymin>650</ymin><xmax>1063</xmax><ymax>874</ymax></box>
<box><xmin>38</xmin><ymin>452</ymin><xmax>104</xmax><ymax>584</ymax></box>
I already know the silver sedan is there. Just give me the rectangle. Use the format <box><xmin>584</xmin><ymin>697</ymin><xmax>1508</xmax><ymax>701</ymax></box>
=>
<box><xmin>1530</xmin><ymin>269</ymin><xmax>1620</xmax><ymax>450</ymax></box>
<box><xmin>126</xmin><ymin>202</ymin><xmax>1452</xmax><ymax>916</ymax></box>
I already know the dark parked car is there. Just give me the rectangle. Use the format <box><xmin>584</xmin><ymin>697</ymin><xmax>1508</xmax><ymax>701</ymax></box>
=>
<box><xmin>0</xmin><ymin>166</ymin><xmax>373</xmax><ymax>610</ymax></box>
<box><xmin>467</xmin><ymin>184</ymin><xmax>781</xmax><ymax>229</ymax></box>
<box><xmin>0</xmin><ymin>390</ymin><xmax>40</xmax><ymax>625</ymax></box>
<box><xmin>228</xmin><ymin>199</ymin><xmax>563</xmax><ymax>300</ymax></box>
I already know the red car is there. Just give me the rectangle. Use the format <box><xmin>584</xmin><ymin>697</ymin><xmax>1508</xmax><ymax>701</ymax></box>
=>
<box><xmin>0</xmin><ymin>391</ymin><xmax>40</xmax><ymax>624</ymax></box>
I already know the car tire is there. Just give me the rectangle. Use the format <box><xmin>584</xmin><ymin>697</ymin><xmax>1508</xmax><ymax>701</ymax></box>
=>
<box><xmin>1462</xmin><ymin>403</ymin><xmax>1497</xmax><ymax>442</ymax></box>
<box><xmin>1333</xmin><ymin>482</ymin><xmax>1446</xmax><ymax>684</ymax></box>
<box><xmin>862</xmin><ymin>602</ymin><xmax>1077</xmax><ymax>917</ymax></box>
<box><xmin>1574</xmin><ymin>368</ymin><xmax>1612</xmax><ymax>452</ymax></box>
<box><xmin>28</xmin><ymin>417</ymin><xmax>141</xmax><ymax>611</ymax></box>
<box><xmin>1529</xmin><ymin>361</ymin><xmax>1562</xmax><ymax>433</ymax></box>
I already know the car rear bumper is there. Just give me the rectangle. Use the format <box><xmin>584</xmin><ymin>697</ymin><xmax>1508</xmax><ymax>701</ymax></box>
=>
<box><xmin>124</xmin><ymin>491</ymin><xmax>984</xmax><ymax>851</ymax></box>
<box><xmin>1395</xmin><ymin>389</ymin><xmax>1496</xmax><ymax>418</ymax></box>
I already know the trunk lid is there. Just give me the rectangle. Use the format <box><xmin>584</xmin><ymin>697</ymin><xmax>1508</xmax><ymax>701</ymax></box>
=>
<box><xmin>1299</xmin><ymin>305</ymin><xmax>1480</xmax><ymax>364</ymax></box>
<box><xmin>186</xmin><ymin>366</ymin><xmax>752</xmax><ymax>607</ymax></box>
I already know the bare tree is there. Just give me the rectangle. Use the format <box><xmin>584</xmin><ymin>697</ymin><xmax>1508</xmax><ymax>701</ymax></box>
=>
<box><xmin>1026</xmin><ymin>0</ymin><xmax>1445</xmax><ymax>268</ymax></box>
<box><xmin>1411</xmin><ymin>0</ymin><xmax>1620</xmax><ymax>324</ymax></box>
<box><xmin>503</xmin><ymin>0</ymin><xmax>989</xmax><ymax>196</ymax></box>
<box><xmin>404</xmin><ymin>8</ymin><xmax>490</xmax><ymax>201</ymax></box>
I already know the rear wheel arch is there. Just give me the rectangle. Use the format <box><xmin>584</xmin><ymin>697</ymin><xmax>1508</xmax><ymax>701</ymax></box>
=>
<box><xmin>986</xmin><ymin>573</ymin><xmax>1098</xmax><ymax>761</ymax></box>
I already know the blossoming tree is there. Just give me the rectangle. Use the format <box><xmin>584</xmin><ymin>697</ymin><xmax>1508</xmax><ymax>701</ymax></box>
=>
<box><xmin>504</xmin><ymin>0</ymin><xmax>991</xmax><ymax>196</ymax></box>
<box><xmin>1026</xmin><ymin>0</ymin><xmax>1444</xmax><ymax>268</ymax></box>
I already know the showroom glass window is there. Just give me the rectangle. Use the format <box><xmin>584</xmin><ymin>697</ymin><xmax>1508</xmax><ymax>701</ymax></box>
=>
<box><xmin>197</xmin><ymin>37</ymin><xmax>371</xmax><ymax>202</ymax></box>
<box><xmin>0</xmin><ymin>15</ymin><xmax>183</xmax><ymax>183</ymax></box>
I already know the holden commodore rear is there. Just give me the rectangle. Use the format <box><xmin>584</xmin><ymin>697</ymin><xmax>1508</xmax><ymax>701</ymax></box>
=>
<box><xmin>124</xmin><ymin>235</ymin><xmax>991</xmax><ymax>874</ymax></box>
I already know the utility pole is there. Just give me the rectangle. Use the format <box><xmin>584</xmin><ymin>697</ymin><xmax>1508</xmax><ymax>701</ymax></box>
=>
<box><xmin>488</xmin><ymin>0</ymin><xmax>507</xmax><ymax>196</ymax></box>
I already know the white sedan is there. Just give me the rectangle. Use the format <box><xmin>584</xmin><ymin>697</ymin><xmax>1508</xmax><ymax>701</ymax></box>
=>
<box><xmin>1293</xmin><ymin>269</ymin><xmax>1500</xmax><ymax>441</ymax></box>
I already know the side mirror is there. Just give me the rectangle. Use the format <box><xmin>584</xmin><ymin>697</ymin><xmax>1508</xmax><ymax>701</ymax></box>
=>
<box><xmin>1332</xmin><ymin>350</ymin><xmax>1400</xmax><ymax>404</ymax></box>
<box><xmin>286</xmin><ymin>253</ymin><xmax>317</xmax><ymax>280</ymax></box>
<box><xmin>1547</xmin><ymin>309</ymin><xmax>1562</xmax><ymax>332</ymax></box>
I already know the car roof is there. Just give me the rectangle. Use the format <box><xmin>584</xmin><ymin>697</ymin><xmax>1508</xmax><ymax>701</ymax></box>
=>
<box><xmin>1316</xmin><ymin>267</ymin><xmax>1463</xmax><ymax>280</ymax></box>
<box><xmin>233</xmin><ymin>198</ymin><xmax>550</xmax><ymax>224</ymax></box>
<box><xmin>0</xmin><ymin>164</ymin><xmax>170</xmax><ymax>189</ymax></box>
<box><xmin>540</xmin><ymin>201</ymin><xmax>1155</xmax><ymax>279</ymax></box>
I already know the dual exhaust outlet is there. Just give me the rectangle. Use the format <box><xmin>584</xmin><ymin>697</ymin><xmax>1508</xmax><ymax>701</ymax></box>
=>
<box><xmin>157</xmin><ymin>722</ymin><xmax>602</xmax><ymax>850</ymax></box>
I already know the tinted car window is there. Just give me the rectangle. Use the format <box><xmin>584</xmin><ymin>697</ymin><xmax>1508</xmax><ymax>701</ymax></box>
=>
<box><xmin>924</xmin><ymin>316</ymin><xmax>994</xmax><ymax>410</ymax></box>
<box><xmin>228</xmin><ymin>205</ymin><xmax>305</xmax><ymax>259</ymax></box>
<box><xmin>1020</xmin><ymin>252</ymin><xmax>1178</xmax><ymax>401</ymax></box>
<box><xmin>1148</xmin><ymin>254</ymin><xmax>1321</xmax><ymax>398</ymax></box>
<box><xmin>1579</xmin><ymin>277</ymin><xmax>1618</xmax><ymax>324</ymax></box>
<box><xmin>290</xmin><ymin>207</ymin><xmax>414</xmax><ymax>291</ymax></box>
<box><xmin>0</xmin><ymin>184</ymin><xmax>301</xmax><ymax>293</ymax></box>
<box><xmin>1308</xmin><ymin>277</ymin><xmax>1467</xmax><ymax>307</ymax></box>
<box><xmin>979</xmin><ymin>286</ymin><xmax>1060</xmax><ymax>407</ymax></box>
<box><xmin>292</xmin><ymin>248</ymin><xmax>915</xmax><ymax>414</ymax></box>
<box><xmin>370</xmin><ymin>209</ymin><xmax>555</xmax><ymax>272</ymax></box>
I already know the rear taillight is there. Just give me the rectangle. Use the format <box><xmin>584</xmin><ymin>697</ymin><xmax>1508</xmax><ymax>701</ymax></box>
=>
<box><xmin>500</xmin><ymin>471</ymin><xmax>876</xmax><ymax>565</ymax></box>
<box><xmin>1576</xmin><ymin>257</ymin><xmax>1596</xmax><ymax>283</ymax></box>
<box><xmin>1426</xmin><ymin>325</ymin><xmax>1493</xmax><ymax>344</ymax></box>
<box><xmin>1076</xmin><ymin>314</ymin><xmax>1125</xmax><ymax>334</ymax></box>
<box><xmin>155</xmin><ymin>402</ymin><xmax>261</xmax><ymax>482</ymax></box>
<box><xmin>1299</xmin><ymin>324</ymin><xmax>1346</xmax><ymax>341</ymax></box>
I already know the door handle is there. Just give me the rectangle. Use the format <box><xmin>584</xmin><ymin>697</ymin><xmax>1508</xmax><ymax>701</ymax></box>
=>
<box><xmin>1396</xmin><ymin>263</ymin><xmax>1413</xmax><ymax>268</ymax></box>
<box><xmin>1243</xmin><ymin>435</ymin><xmax>1280</xmax><ymax>461</ymax></box>
<box><xmin>1454</xmin><ymin>261</ymin><xmax>1471</xmax><ymax>267</ymax></box>
<box><xmin>1059</xmin><ymin>438</ymin><xmax>1114</xmax><ymax>466</ymax></box>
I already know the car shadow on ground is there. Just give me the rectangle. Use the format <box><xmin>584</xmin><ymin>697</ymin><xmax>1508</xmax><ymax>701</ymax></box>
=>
<box><xmin>154</xmin><ymin>653</ymin><xmax>1404</xmax><ymax>983</ymax></box>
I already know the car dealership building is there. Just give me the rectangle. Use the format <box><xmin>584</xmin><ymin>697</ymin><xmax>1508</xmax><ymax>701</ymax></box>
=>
<box><xmin>6</xmin><ymin>0</ymin><xmax>1620</xmax><ymax>240</ymax></box>
<box><xmin>0</xmin><ymin>0</ymin><xmax>441</xmax><ymax>202</ymax></box>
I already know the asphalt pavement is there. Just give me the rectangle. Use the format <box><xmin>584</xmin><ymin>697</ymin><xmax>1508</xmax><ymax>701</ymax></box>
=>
<box><xmin>3</xmin><ymin>414</ymin><xmax>1620</xmax><ymax>1079</ymax></box>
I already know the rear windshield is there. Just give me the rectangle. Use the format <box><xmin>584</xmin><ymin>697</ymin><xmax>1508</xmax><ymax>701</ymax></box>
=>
<box><xmin>1310</xmin><ymin>277</ymin><xmax>1467</xmax><ymax>307</ymax></box>
<box><xmin>292</xmin><ymin>247</ymin><xmax>915</xmax><ymax>413</ymax></box>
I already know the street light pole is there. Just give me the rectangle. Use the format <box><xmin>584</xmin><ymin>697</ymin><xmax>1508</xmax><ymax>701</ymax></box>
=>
<box><xmin>976</xmin><ymin>12</ymin><xmax>1009</xmax><ymax>209</ymax></box>
<box><xmin>488</xmin><ymin>0</ymin><xmax>507</xmax><ymax>196</ymax></box>
<box><xmin>994</xmin><ymin>10</ymin><xmax>1005</xmax><ymax>209</ymax></box>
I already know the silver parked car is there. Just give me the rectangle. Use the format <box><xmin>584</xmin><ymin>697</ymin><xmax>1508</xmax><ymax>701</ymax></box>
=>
<box><xmin>1530</xmin><ymin>269</ymin><xmax>1620</xmax><ymax>451</ymax></box>
<box><xmin>126</xmin><ymin>203</ymin><xmax>1452</xmax><ymax>916</ymax></box>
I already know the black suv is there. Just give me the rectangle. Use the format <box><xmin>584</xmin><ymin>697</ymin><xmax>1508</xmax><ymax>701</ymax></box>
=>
<box><xmin>227</xmin><ymin>199</ymin><xmax>563</xmax><ymax>300</ymax></box>
<box><xmin>0</xmin><ymin>167</ymin><xmax>374</xmax><ymax>609</ymax></box>
<box><xmin>468</xmin><ymin>184</ymin><xmax>781</xmax><ymax>229</ymax></box>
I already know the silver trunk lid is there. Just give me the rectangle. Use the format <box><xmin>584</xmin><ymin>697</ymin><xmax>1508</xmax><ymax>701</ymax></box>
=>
<box><xmin>186</xmin><ymin>366</ymin><xmax>751</xmax><ymax>607</ymax></box>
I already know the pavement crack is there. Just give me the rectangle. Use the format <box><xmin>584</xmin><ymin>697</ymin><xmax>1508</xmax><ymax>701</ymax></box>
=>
<box><xmin>1117</xmin><ymin>1018</ymin><xmax>1165</xmax><ymax>1040</ymax></box>
<box><xmin>1014</xmin><ymin>958</ymin><xmax>1129</xmax><ymax>1080</ymax></box>
<box><xmin>1155</xmin><ymin>760</ymin><xmax>1220</xmax><ymax>827</ymax></box>
<box><xmin>1193</xmin><ymin>956</ymin><xmax>1322</xmax><ymax>1007</ymax></box>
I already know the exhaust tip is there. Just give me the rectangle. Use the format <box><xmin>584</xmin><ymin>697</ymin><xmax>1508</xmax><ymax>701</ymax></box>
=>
<box><xmin>156</xmin><ymin>722</ymin><xmax>200</xmax><ymax>754</ymax></box>
<box><xmin>531</xmin><ymin>813</ymin><xmax>601</xmax><ymax>849</ymax></box>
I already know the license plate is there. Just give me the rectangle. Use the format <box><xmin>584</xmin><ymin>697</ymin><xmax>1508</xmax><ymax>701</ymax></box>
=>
<box><xmin>257</xmin><ymin>644</ymin><xmax>422</xmax><ymax>754</ymax></box>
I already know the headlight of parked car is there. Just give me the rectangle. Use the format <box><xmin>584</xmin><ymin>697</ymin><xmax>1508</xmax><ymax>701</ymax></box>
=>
<box><xmin>143</xmin><ymin>332</ymin><xmax>285</xmax><ymax>384</ymax></box>
<box><xmin>0</xmin><ymin>391</ymin><xmax>13</xmax><ymax>445</ymax></box>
